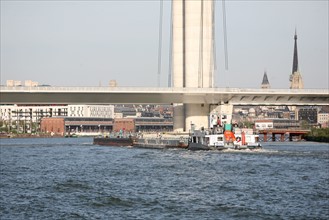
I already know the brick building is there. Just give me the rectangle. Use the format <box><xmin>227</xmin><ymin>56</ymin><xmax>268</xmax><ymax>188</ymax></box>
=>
<box><xmin>40</xmin><ymin>118</ymin><xmax>65</xmax><ymax>135</ymax></box>
<box><xmin>113</xmin><ymin>118</ymin><xmax>135</xmax><ymax>132</ymax></box>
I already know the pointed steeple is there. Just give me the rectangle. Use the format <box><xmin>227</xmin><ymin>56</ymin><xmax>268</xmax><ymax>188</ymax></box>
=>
<box><xmin>261</xmin><ymin>71</ymin><xmax>270</xmax><ymax>89</ymax></box>
<box><xmin>290</xmin><ymin>29</ymin><xmax>304</xmax><ymax>89</ymax></box>
<box><xmin>292</xmin><ymin>29</ymin><xmax>298</xmax><ymax>74</ymax></box>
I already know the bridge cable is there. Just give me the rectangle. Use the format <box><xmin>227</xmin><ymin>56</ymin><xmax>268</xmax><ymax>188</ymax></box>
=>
<box><xmin>168</xmin><ymin>0</ymin><xmax>173</xmax><ymax>87</ymax></box>
<box><xmin>157</xmin><ymin>0</ymin><xmax>164</xmax><ymax>87</ymax></box>
<box><xmin>211</xmin><ymin>0</ymin><xmax>216</xmax><ymax>87</ymax></box>
<box><xmin>222</xmin><ymin>0</ymin><xmax>229</xmax><ymax>70</ymax></box>
<box><xmin>198</xmin><ymin>0</ymin><xmax>204</xmax><ymax>88</ymax></box>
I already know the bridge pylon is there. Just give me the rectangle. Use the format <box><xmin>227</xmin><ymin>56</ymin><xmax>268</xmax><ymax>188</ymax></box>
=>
<box><xmin>172</xmin><ymin>0</ymin><xmax>215</xmax><ymax>132</ymax></box>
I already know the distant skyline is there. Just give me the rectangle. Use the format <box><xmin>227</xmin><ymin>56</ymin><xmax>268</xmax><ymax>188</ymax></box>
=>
<box><xmin>1</xmin><ymin>0</ymin><xmax>328</xmax><ymax>89</ymax></box>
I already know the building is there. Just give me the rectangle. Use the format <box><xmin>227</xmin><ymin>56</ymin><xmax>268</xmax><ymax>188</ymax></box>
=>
<box><xmin>40</xmin><ymin>117</ymin><xmax>173</xmax><ymax>136</ymax></box>
<box><xmin>135</xmin><ymin>117</ymin><xmax>173</xmax><ymax>132</ymax></box>
<box><xmin>68</xmin><ymin>105</ymin><xmax>114</xmax><ymax>118</ymax></box>
<box><xmin>109</xmin><ymin>80</ymin><xmax>117</xmax><ymax>87</ymax></box>
<box><xmin>318</xmin><ymin>107</ymin><xmax>329</xmax><ymax>128</ymax></box>
<box><xmin>289</xmin><ymin>30</ymin><xmax>304</xmax><ymax>89</ymax></box>
<box><xmin>255</xmin><ymin>119</ymin><xmax>300</xmax><ymax>130</ymax></box>
<box><xmin>6</xmin><ymin>80</ymin><xmax>38</xmax><ymax>87</ymax></box>
<box><xmin>297</xmin><ymin>107</ymin><xmax>318</xmax><ymax>126</ymax></box>
<box><xmin>261</xmin><ymin>71</ymin><xmax>270</xmax><ymax>89</ymax></box>
<box><xmin>255</xmin><ymin>120</ymin><xmax>273</xmax><ymax>130</ymax></box>
<box><xmin>114</xmin><ymin>106</ymin><xmax>136</xmax><ymax>118</ymax></box>
<box><xmin>6</xmin><ymin>80</ymin><xmax>22</xmax><ymax>87</ymax></box>
<box><xmin>0</xmin><ymin>105</ymin><xmax>68</xmax><ymax>123</ymax></box>
<box><xmin>40</xmin><ymin>117</ymin><xmax>114</xmax><ymax>136</ymax></box>
<box><xmin>0</xmin><ymin>104</ymin><xmax>114</xmax><ymax>133</ymax></box>
<box><xmin>24</xmin><ymin>80</ymin><xmax>39</xmax><ymax>87</ymax></box>
<box><xmin>40</xmin><ymin>117</ymin><xmax>65</xmax><ymax>135</ymax></box>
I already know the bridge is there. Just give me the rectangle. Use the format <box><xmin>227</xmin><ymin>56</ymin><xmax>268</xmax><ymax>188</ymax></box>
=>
<box><xmin>0</xmin><ymin>86</ymin><xmax>328</xmax><ymax>105</ymax></box>
<box><xmin>258</xmin><ymin>129</ymin><xmax>310</xmax><ymax>142</ymax></box>
<box><xmin>1</xmin><ymin>0</ymin><xmax>328</xmax><ymax>132</ymax></box>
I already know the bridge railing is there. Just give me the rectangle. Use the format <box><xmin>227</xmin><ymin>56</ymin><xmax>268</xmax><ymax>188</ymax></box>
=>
<box><xmin>1</xmin><ymin>86</ymin><xmax>328</xmax><ymax>94</ymax></box>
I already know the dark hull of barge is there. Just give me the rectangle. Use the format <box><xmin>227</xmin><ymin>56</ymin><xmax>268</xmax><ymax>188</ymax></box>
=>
<box><xmin>93</xmin><ymin>137</ymin><xmax>134</xmax><ymax>146</ymax></box>
<box><xmin>93</xmin><ymin>137</ymin><xmax>188</xmax><ymax>149</ymax></box>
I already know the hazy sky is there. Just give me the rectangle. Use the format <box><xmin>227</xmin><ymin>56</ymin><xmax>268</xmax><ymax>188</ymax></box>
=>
<box><xmin>1</xmin><ymin>0</ymin><xmax>328</xmax><ymax>89</ymax></box>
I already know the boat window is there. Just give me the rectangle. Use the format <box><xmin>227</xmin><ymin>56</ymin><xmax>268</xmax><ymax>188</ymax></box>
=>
<box><xmin>217</xmin><ymin>136</ymin><xmax>223</xmax><ymax>141</ymax></box>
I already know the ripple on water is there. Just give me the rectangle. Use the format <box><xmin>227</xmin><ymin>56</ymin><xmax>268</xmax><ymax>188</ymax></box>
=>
<box><xmin>0</xmin><ymin>139</ymin><xmax>328</xmax><ymax>219</ymax></box>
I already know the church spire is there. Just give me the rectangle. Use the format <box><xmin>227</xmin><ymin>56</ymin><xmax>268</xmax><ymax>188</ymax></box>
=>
<box><xmin>261</xmin><ymin>70</ymin><xmax>270</xmax><ymax>89</ymax></box>
<box><xmin>292</xmin><ymin>29</ymin><xmax>298</xmax><ymax>74</ymax></box>
<box><xmin>290</xmin><ymin>29</ymin><xmax>304</xmax><ymax>89</ymax></box>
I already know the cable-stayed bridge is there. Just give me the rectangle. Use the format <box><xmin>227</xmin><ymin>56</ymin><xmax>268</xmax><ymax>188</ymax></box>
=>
<box><xmin>1</xmin><ymin>0</ymin><xmax>328</xmax><ymax>131</ymax></box>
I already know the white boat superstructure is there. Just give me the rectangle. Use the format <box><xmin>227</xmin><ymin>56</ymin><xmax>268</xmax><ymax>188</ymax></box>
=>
<box><xmin>188</xmin><ymin>127</ymin><xmax>262</xmax><ymax>151</ymax></box>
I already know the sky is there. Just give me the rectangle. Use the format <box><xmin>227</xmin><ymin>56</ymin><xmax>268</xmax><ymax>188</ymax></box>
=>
<box><xmin>1</xmin><ymin>0</ymin><xmax>328</xmax><ymax>89</ymax></box>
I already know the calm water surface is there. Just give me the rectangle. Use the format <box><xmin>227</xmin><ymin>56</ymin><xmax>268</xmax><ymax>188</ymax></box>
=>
<box><xmin>0</xmin><ymin>138</ymin><xmax>328</xmax><ymax>219</ymax></box>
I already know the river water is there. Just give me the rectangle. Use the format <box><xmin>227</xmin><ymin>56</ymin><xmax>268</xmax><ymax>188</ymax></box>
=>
<box><xmin>0</xmin><ymin>138</ymin><xmax>328</xmax><ymax>219</ymax></box>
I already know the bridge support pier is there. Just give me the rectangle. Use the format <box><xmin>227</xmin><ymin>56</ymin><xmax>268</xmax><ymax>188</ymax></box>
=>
<box><xmin>174</xmin><ymin>103</ymin><xmax>210</xmax><ymax>132</ymax></box>
<box><xmin>272</xmin><ymin>134</ymin><xmax>276</xmax><ymax>142</ymax></box>
<box><xmin>174</xmin><ymin>103</ymin><xmax>234</xmax><ymax>132</ymax></box>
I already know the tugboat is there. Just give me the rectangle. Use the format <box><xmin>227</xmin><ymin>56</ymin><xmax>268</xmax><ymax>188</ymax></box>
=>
<box><xmin>233</xmin><ymin>128</ymin><xmax>262</xmax><ymax>150</ymax></box>
<box><xmin>188</xmin><ymin>124</ymin><xmax>261</xmax><ymax>151</ymax></box>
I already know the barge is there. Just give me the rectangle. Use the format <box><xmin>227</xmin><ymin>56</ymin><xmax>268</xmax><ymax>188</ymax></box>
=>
<box><xmin>93</xmin><ymin>136</ymin><xmax>134</xmax><ymax>146</ymax></box>
<box><xmin>93</xmin><ymin>133</ymin><xmax>189</xmax><ymax>149</ymax></box>
<box><xmin>133</xmin><ymin>135</ymin><xmax>189</xmax><ymax>149</ymax></box>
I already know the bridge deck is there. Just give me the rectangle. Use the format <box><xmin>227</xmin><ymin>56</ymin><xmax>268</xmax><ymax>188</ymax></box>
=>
<box><xmin>1</xmin><ymin>86</ymin><xmax>328</xmax><ymax>105</ymax></box>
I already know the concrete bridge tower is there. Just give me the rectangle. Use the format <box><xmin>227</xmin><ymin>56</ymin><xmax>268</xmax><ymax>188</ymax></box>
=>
<box><xmin>172</xmin><ymin>0</ymin><xmax>215</xmax><ymax>132</ymax></box>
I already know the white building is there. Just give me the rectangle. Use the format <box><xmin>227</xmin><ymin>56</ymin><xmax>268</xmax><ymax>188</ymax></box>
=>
<box><xmin>0</xmin><ymin>104</ymin><xmax>115</xmax><ymax>123</ymax></box>
<box><xmin>24</xmin><ymin>80</ymin><xmax>39</xmax><ymax>87</ymax></box>
<box><xmin>0</xmin><ymin>105</ymin><xmax>68</xmax><ymax>122</ymax></box>
<box><xmin>6</xmin><ymin>80</ymin><xmax>22</xmax><ymax>87</ymax></box>
<box><xmin>67</xmin><ymin>105</ymin><xmax>114</xmax><ymax>118</ymax></box>
<box><xmin>318</xmin><ymin>110</ymin><xmax>329</xmax><ymax>128</ymax></box>
<box><xmin>255</xmin><ymin>120</ymin><xmax>274</xmax><ymax>130</ymax></box>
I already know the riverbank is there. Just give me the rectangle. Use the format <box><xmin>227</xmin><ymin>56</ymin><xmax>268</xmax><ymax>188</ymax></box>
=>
<box><xmin>0</xmin><ymin>133</ymin><xmax>63</xmax><ymax>139</ymax></box>
<box><xmin>304</xmin><ymin>128</ymin><xmax>329</xmax><ymax>143</ymax></box>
